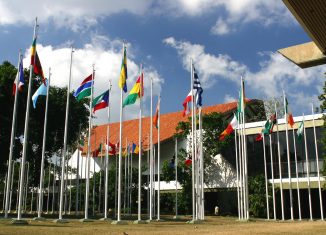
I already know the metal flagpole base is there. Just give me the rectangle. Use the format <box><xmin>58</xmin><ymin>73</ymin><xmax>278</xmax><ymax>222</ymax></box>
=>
<box><xmin>53</xmin><ymin>219</ymin><xmax>69</xmax><ymax>223</ymax></box>
<box><xmin>99</xmin><ymin>218</ymin><xmax>112</xmax><ymax>221</ymax></box>
<box><xmin>33</xmin><ymin>217</ymin><xmax>46</xmax><ymax>221</ymax></box>
<box><xmin>79</xmin><ymin>218</ymin><xmax>94</xmax><ymax>222</ymax></box>
<box><xmin>156</xmin><ymin>219</ymin><xmax>165</xmax><ymax>222</ymax></box>
<box><xmin>146</xmin><ymin>219</ymin><xmax>153</xmax><ymax>223</ymax></box>
<box><xmin>11</xmin><ymin>219</ymin><xmax>29</xmax><ymax>225</ymax></box>
<box><xmin>111</xmin><ymin>220</ymin><xmax>128</xmax><ymax>225</ymax></box>
<box><xmin>133</xmin><ymin>220</ymin><xmax>148</xmax><ymax>224</ymax></box>
<box><xmin>187</xmin><ymin>219</ymin><xmax>203</xmax><ymax>224</ymax></box>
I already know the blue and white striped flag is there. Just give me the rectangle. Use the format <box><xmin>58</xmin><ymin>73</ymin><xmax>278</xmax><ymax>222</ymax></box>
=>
<box><xmin>193</xmin><ymin>65</ymin><xmax>203</xmax><ymax>107</ymax></box>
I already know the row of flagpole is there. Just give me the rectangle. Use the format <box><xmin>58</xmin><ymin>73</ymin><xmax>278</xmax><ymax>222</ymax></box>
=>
<box><xmin>187</xmin><ymin>59</ymin><xmax>205</xmax><ymax>222</ymax></box>
<box><xmin>3</xmin><ymin>18</ymin><xmax>162</xmax><ymax>224</ymax></box>
<box><xmin>251</xmin><ymin>97</ymin><xmax>324</xmax><ymax>220</ymax></box>
<box><xmin>6</xmin><ymin>17</ymin><xmax>325</xmax><ymax>224</ymax></box>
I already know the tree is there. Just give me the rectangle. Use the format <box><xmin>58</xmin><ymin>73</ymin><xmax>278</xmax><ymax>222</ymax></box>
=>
<box><xmin>0</xmin><ymin>61</ymin><xmax>89</xmax><ymax>186</ymax></box>
<box><xmin>318</xmin><ymin>73</ymin><xmax>326</xmax><ymax>174</ymax></box>
<box><xmin>161</xmin><ymin>100</ymin><xmax>265</xmax><ymax>214</ymax></box>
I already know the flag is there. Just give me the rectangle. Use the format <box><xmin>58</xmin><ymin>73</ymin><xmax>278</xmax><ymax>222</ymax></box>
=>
<box><xmin>32</xmin><ymin>79</ymin><xmax>48</xmax><ymax>108</ymax></box>
<box><xmin>13</xmin><ymin>56</ymin><xmax>24</xmax><ymax>96</ymax></box>
<box><xmin>297</xmin><ymin>120</ymin><xmax>304</xmax><ymax>141</ymax></box>
<box><xmin>119</xmin><ymin>45</ymin><xmax>128</xmax><ymax>93</ymax></box>
<box><xmin>123</xmin><ymin>72</ymin><xmax>143</xmax><ymax>107</ymax></box>
<box><xmin>153</xmin><ymin>97</ymin><xmax>160</xmax><ymax>128</ymax></box>
<box><xmin>105</xmin><ymin>137</ymin><xmax>117</xmax><ymax>155</ymax></box>
<box><xmin>256</xmin><ymin>114</ymin><xmax>277</xmax><ymax>141</ymax></box>
<box><xmin>255</xmin><ymin>133</ymin><xmax>263</xmax><ymax>142</ymax></box>
<box><xmin>123</xmin><ymin>144</ymin><xmax>129</xmax><ymax>157</ymax></box>
<box><xmin>105</xmin><ymin>140</ymin><xmax>117</xmax><ymax>155</ymax></box>
<box><xmin>92</xmin><ymin>89</ymin><xmax>109</xmax><ymax>113</ymax></box>
<box><xmin>285</xmin><ymin>97</ymin><xmax>295</xmax><ymax>127</ymax></box>
<box><xmin>193</xmin><ymin>65</ymin><xmax>203</xmax><ymax>107</ymax></box>
<box><xmin>185</xmin><ymin>155</ymin><xmax>192</xmax><ymax>167</ymax></box>
<box><xmin>31</xmin><ymin>38</ymin><xmax>36</xmax><ymax>65</ymax></box>
<box><xmin>237</xmin><ymin>79</ymin><xmax>246</xmax><ymax>118</ymax></box>
<box><xmin>78</xmin><ymin>139</ymin><xmax>85</xmax><ymax>151</ymax></box>
<box><xmin>93</xmin><ymin>143</ymin><xmax>102</xmax><ymax>157</ymax></box>
<box><xmin>182</xmin><ymin>91</ymin><xmax>192</xmax><ymax>117</ymax></box>
<box><xmin>262</xmin><ymin>114</ymin><xmax>276</xmax><ymax>135</ymax></box>
<box><xmin>74</xmin><ymin>74</ymin><xmax>93</xmax><ymax>101</ymax></box>
<box><xmin>34</xmin><ymin>52</ymin><xmax>46</xmax><ymax>85</ymax></box>
<box><xmin>169</xmin><ymin>155</ymin><xmax>175</xmax><ymax>168</ymax></box>
<box><xmin>219</xmin><ymin>115</ymin><xmax>238</xmax><ymax>141</ymax></box>
<box><xmin>131</xmin><ymin>143</ymin><xmax>139</xmax><ymax>154</ymax></box>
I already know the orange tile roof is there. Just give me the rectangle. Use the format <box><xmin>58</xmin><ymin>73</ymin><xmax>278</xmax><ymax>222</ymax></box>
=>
<box><xmin>83</xmin><ymin>100</ymin><xmax>245</xmax><ymax>155</ymax></box>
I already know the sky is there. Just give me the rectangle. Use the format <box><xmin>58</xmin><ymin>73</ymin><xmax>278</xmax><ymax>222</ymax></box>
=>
<box><xmin>0</xmin><ymin>0</ymin><xmax>324</xmax><ymax>125</ymax></box>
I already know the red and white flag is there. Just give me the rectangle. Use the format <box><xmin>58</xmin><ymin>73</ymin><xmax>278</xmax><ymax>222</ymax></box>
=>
<box><xmin>219</xmin><ymin>115</ymin><xmax>238</xmax><ymax>141</ymax></box>
<box><xmin>182</xmin><ymin>91</ymin><xmax>192</xmax><ymax>117</ymax></box>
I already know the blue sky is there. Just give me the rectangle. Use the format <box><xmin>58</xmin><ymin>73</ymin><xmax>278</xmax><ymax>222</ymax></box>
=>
<box><xmin>0</xmin><ymin>1</ymin><xmax>323</xmax><ymax>124</ymax></box>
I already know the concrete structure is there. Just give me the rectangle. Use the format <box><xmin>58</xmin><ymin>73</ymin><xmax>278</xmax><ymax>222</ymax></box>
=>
<box><xmin>279</xmin><ymin>0</ymin><xmax>326</xmax><ymax>68</ymax></box>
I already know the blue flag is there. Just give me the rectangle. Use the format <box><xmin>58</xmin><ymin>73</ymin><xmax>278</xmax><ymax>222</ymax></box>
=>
<box><xmin>193</xmin><ymin>65</ymin><xmax>203</xmax><ymax>107</ymax></box>
<box><xmin>32</xmin><ymin>79</ymin><xmax>48</xmax><ymax>108</ymax></box>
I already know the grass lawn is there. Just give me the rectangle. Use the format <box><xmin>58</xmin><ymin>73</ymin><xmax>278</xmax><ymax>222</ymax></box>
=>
<box><xmin>0</xmin><ymin>215</ymin><xmax>325</xmax><ymax>235</ymax></box>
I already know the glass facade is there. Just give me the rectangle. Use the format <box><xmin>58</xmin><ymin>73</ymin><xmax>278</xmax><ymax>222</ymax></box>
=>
<box><xmin>246</xmin><ymin>127</ymin><xmax>325</xmax><ymax>179</ymax></box>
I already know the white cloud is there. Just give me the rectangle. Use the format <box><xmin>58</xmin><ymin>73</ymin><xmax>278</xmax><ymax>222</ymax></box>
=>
<box><xmin>164</xmin><ymin>37</ymin><xmax>324</xmax><ymax>115</ymax></box>
<box><xmin>224</xmin><ymin>94</ymin><xmax>236</xmax><ymax>103</ymax></box>
<box><xmin>211</xmin><ymin>17</ymin><xmax>231</xmax><ymax>35</ymax></box>
<box><xmin>157</xmin><ymin>0</ymin><xmax>292</xmax><ymax>35</ymax></box>
<box><xmin>0</xmin><ymin>0</ymin><xmax>153</xmax><ymax>30</ymax></box>
<box><xmin>23</xmin><ymin>35</ymin><xmax>163</xmax><ymax>124</ymax></box>
<box><xmin>163</xmin><ymin>37</ymin><xmax>247</xmax><ymax>87</ymax></box>
<box><xmin>0</xmin><ymin>0</ymin><xmax>293</xmax><ymax>34</ymax></box>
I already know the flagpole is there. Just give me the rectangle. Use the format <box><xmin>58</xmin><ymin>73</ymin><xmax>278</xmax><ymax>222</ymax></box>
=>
<box><xmin>124</xmin><ymin>139</ymin><xmax>128</xmax><ymax>215</ymax></box>
<box><xmin>115</xmin><ymin>61</ymin><xmax>124</xmax><ymax>224</ymax></box>
<box><xmin>127</xmin><ymin>145</ymin><xmax>130</xmax><ymax>214</ymax></box>
<box><xmin>311</xmin><ymin>104</ymin><xmax>324</xmax><ymax>220</ymax></box>
<box><xmin>190</xmin><ymin>59</ymin><xmax>196</xmax><ymax>223</ymax></box>
<box><xmin>35</xmin><ymin>68</ymin><xmax>51</xmax><ymax>220</ymax></box>
<box><xmin>241</xmin><ymin>78</ymin><xmax>249</xmax><ymax>220</ymax></box>
<box><xmin>79</xmin><ymin>149</ymin><xmax>83</xmax><ymax>212</ymax></box>
<box><xmin>13</xmin><ymin>18</ymin><xmax>38</xmax><ymax>224</ymax></box>
<box><xmin>292</xmin><ymin>128</ymin><xmax>301</xmax><ymax>220</ymax></box>
<box><xmin>75</xmin><ymin>126</ymin><xmax>81</xmax><ymax>215</ymax></box>
<box><xmin>129</xmin><ymin>146</ymin><xmax>132</xmax><ymax>214</ymax></box>
<box><xmin>198</xmin><ymin>106</ymin><xmax>204</xmax><ymax>220</ymax></box>
<box><xmin>283</xmin><ymin>91</ymin><xmax>293</xmax><ymax>220</ymax></box>
<box><xmin>269</xmin><ymin>134</ymin><xmax>276</xmax><ymax>220</ymax></box>
<box><xmin>134</xmin><ymin>66</ymin><xmax>144</xmax><ymax>223</ymax></box>
<box><xmin>302</xmin><ymin>114</ymin><xmax>313</xmax><ymax>220</ymax></box>
<box><xmin>82</xmin><ymin>65</ymin><xmax>95</xmax><ymax>222</ymax></box>
<box><xmin>51</xmin><ymin>155</ymin><xmax>57</xmax><ymax>214</ymax></box>
<box><xmin>148</xmin><ymin>77</ymin><xmax>153</xmax><ymax>222</ymax></box>
<box><xmin>275</xmin><ymin>103</ymin><xmax>284</xmax><ymax>220</ymax></box>
<box><xmin>46</xmin><ymin>163</ymin><xmax>51</xmax><ymax>214</ymax></box>
<box><xmin>3</xmin><ymin>169</ymin><xmax>7</xmax><ymax>212</ymax></box>
<box><xmin>9</xmin><ymin>161</ymin><xmax>15</xmax><ymax>213</ymax></box>
<box><xmin>262</xmin><ymin>133</ymin><xmax>270</xmax><ymax>220</ymax></box>
<box><xmin>174</xmin><ymin>137</ymin><xmax>178</xmax><ymax>219</ymax></box>
<box><xmin>235</xmin><ymin>128</ymin><xmax>240</xmax><ymax>220</ymax></box>
<box><xmin>238</xmin><ymin>124</ymin><xmax>243</xmax><ymax>220</ymax></box>
<box><xmin>102</xmin><ymin>81</ymin><xmax>111</xmax><ymax>221</ymax></box>
<box><xmin>157</xmin><ymin>95</ymin><xmax>161</xmax><ymax>221</ymax></box>
<box><xmin>239</xmin><ymin>78</ymin><xmax>247</xmax><ymax>220</ymax></box>
<box><xmin>5</xmin><ymin>50</ymin><xmax>22</xmax><ymax>218</ymax></box>
<box><xmin>54</xmin><ymin>47</ymin><xmax>73</xmax><ymax>223</ymax></box>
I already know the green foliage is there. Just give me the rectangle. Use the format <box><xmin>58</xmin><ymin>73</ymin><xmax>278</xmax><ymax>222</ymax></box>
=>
<box><xmin>318</xmin><ymin>74</ymin><xmax>326</xmax><ymax>175</ymax></box>
<box><xmin>161</xmin><ymin>148</ymin><xmax>193</xmax><ymax>214</ymax></box>
<box><xmin>0</xmin><ymin>61</ymin><xmax>89</xmax><ymax>186</ymax></box>
<box><xmin>248</xmin><ymin>174</ymin><xmax>270</xmax><ymax>218</ymax></box>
